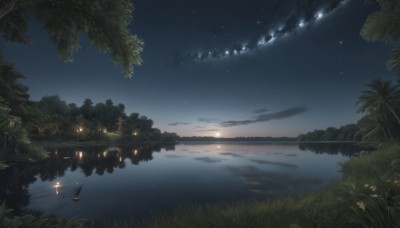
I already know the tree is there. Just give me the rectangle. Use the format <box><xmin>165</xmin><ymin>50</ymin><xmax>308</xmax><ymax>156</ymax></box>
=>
<box><xmin>357</xmin><ymin>79</ymin><xmax>400</xmax><ymax>130</ymax></box>
<box><xmin>80</xmin><ymin>99</ymin><xmax>94</xmax><ymax>120</ymax></box>
<box><xmin>361</xmin><ymin>0</ymin><xmax>400</xmax><ymax>75</ymax></box>
<box><xmin>0</xmin><ymin>57</ymin><xmax>29</xmax><ymax>118</ymax></box>
<box><xmin>356</xmin><ymin>112</ymin><xmax>389</xmax><ymax>141</ymax></box>
<box><xmin>0</xmin><ymin>0</ymin><xmax>143</xmax><ymax>77</ymax></box>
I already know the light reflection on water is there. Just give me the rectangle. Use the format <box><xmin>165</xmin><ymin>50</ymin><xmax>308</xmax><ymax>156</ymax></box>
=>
<box><xmin>0</xmin><ymin>143</ymin><xmax>360</xmax><ymax>220</ymax></box>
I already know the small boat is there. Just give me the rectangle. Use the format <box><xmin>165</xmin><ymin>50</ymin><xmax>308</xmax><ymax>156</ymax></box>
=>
<box><xmin>72</xmin><ymin>184</ymin><xmax>83</xmax><ymax>202</ymax></box>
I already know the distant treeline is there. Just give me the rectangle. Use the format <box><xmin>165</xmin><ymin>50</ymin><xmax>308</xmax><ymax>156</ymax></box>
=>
<box><xmin>179</xmin><ymin>136</ymin><xmax>297</xmax><ymax>142</ymax></box>
<box><xmin>0</xmin><ymin>59</ymin><xmax>178</xmax><ymax>162</ymax></box>
<box><xmin>26</xmin><ymin>96</ymin><xmax>179</xmax><ymax>143</ymax></box>
<box><xmin>297</xmin><ymin>124</ymin><xmax>361</xmax><ymax>142</ymax></box>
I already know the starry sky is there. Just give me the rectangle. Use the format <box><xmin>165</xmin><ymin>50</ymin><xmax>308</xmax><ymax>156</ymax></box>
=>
<box><xmin>1</xmin><ymin>0</ymin><xmax>395</xmax><ymax>137</ymax></box>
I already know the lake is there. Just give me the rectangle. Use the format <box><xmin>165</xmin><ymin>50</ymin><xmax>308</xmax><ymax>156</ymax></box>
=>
<box><xmin>0</xmin><ymin>142</ymin><xmax>360</xmax><ymax>220</ymax></box>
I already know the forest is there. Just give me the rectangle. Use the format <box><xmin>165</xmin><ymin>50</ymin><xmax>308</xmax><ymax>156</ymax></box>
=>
<box><xmin>0</xmin><ymin>58</ymin><xmax>178</xmax><ymax>164</ymax></box>
<box><xmin>298</xmin><ymin>80</ymin><xmax>400</xmax><ymax>142</ymax></box>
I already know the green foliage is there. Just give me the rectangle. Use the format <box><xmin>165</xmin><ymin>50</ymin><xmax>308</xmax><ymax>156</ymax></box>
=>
<box><xmin>0</xmin><ymin>0</ymin><xmax>143</xmax><ymax>77</ymax></box>
<box><xmin>361</xmin><ymin>0</ymin><xmax>400</xmax><ymax>75</ymax></box>
<box><xmin>23</xmin><ymin>96</ymin><xmax>177</xmax><ymax>143</ymax></box>
<box><xmin>357</xmin><ymin>79</ymin><xmax>400</xmax><ymax>141</ymax></box>
<box><xmin>0</xmin><ymin>57</ymin><xmax>29</xmax><ymax>118</ymax></box>
<box><xmin>343</xmin><ymin>181</ymin><xmax>400</xmax><ymax>228</ymax></box>
<box><xmin>0</xmin><ymin>203</ymin><xmax>88</xmax><ymax>227</ymax></box>
<box><xmin>298</xmin><ymin>124</ymin><xmax>361</xmax><ymax>142</ymax></box>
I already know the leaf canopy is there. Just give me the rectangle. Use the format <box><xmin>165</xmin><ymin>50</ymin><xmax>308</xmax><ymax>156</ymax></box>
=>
<box><xmin>0</xmin><ymin>0</ymin><xmax>143</xmax><ymax>77</ymax></box>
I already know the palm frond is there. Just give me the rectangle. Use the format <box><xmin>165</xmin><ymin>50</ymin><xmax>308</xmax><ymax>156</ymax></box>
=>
<box><xmin>361</xmin><ymin>9</ymin><xmax>400</xmax><ymax>43</ymax></box>
<box><xmin>387</xmin><ymin>43</ymin><xmax>400</xmax><ymax>75</ymax></box>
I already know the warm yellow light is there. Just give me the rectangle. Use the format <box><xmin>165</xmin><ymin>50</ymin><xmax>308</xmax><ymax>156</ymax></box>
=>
<box><xmin>79</xmin><ymin>127</ymin><xmax>83</xmax><ymax>132</ymax></box>
<box><xmin>119</xmin><ymin>157</ymin><xmax>123</xmax><ymax>162</ymax></box>
<box><xmin>217</xmin><ymin>145</ymin><xmax>221</xmax><ymax>149</ymax></box>
<box><xmin>79</xmin><ymin>151</ymin><xmax>83</xmax><ymax>159</ymax></box>
<box><xmin>215</xmin><ymin>132</ymin><xmax>221</xmax><ymax>137</ymax></box>
<box><xmin>103</xmin><ymin>151</ymin><xmax>107</xmax><ymax>157</ymax></box>
<box><xmin>53</xmin><ymin>182</ymin><xmax>61</xmax><ymax>188</ymax></box>
<box><xmin>134</xmin><ymin>149</ymin><xmax>138</xmax><ymax>156</ymax></box>
<box><xmin>133</xmin><ymin>131</ymin><xmax>138</xmax><ymax>136</ymax></box>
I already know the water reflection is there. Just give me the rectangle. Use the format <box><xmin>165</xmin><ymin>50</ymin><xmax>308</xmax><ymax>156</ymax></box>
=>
<box><xmin>0</xmin><ymin>144</ymin><xmax>175</xmax><ymax>214</ymax></box>
<box><xmin>0</xmin><ymin>143</ymin><xmax>360</xmax><ymax>219</ymax></box>
<box><xmin>298</xmin><ymin>143</ymin><xmax>370</xmax><ymax>156</ymax></box>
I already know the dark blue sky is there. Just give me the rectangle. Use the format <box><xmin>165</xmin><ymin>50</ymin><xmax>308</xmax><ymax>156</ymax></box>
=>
<box><xmin>1</xmin><ymin>0</ymin><xmax>394</xmax><ymax>137</ymax></box>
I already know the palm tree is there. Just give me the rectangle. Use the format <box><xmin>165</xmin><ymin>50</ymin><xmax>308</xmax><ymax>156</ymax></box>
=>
<box><xmin>356</xmin><ymin>112</ymin><xmax>390</xmax><ymax>141</ymax></box>
<box><xmin>361</xmin><ymin>0</ymin><xmax>400</xmax><ymax>75</ymax></box>
<box><xmin>357</xmin><ymin>79</ymin><xmax>400</xmax><ymax>129</ymax></box>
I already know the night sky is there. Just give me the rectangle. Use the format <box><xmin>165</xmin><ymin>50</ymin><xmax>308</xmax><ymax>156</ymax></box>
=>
<box><xmin>1</xmin><ymin>0</ymin><xmax>394</xmax><ymax>137</ymax></box>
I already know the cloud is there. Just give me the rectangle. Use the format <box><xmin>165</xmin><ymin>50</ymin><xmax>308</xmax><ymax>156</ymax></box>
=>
<box><xmin>175</xmin><ymin>0</ymin><xmax>348</xmax><ymax>65</ymax></box>
<box><xmin>253</xmin><ymin>108</ymin><xmax>269</xmax><ymax>114</ymax></box>
<box><xmin>220</xmin><ymin>106</ymin><xmax>307</xmax><ymax>127</ymax></box>
<box><xmin>196</xmin><ymin>129</ymin><xmax>219</xmax><ymax>132</ymax></box>
<box><xmin>198</xmin><ymin>118</ymin><xmax>220</xmax><ymax>123</ymax></box>
<box><xmin>168</xmin><ymin>122</ymin><xmax>191</xmax><ymax>126</ymax></box>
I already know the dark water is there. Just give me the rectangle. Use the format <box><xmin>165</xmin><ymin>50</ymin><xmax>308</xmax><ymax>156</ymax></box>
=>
<box><xmin>0</xmin><ymin>143</ymin><xmax>360</xmax><ymax>220</ymax></box>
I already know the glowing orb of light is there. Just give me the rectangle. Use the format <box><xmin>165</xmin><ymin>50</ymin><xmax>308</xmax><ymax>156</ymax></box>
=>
<box><xmin>258</xmin><ymin>38</ymin><xmax>266</xmax><ymax>46</ymax></box>
<box><xmin>225</xmin><ymin>50</ymin><xmax>230</xmax><ymax>55</ymax></box>
<box><xmin>215</xmin><ymin>132</ymin><xmax>221</xmax><ymax>137</ymax></box>
<box><xmin>269</xmin><ymin>37</ymin><xmax>276</xmax><ymax>44</ymax></box>
<box><xmin>298</xmin><ymin>20</ymin><xmax>305</xmax><ymax>27</ymax></box>
<box><xmin>53</xmin><ymin>182</ymin><xmax>61</xmax><ymax>188</ymax></box>
<box><xmin>217</xmin><ymin>145</ymin><xmax>221</xmax><ymax>149</ymax></box>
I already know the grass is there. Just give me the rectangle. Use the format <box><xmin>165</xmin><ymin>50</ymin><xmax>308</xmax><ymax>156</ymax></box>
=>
<box><xmin>1</xmin><ymin>143</ymin><xmax>400</xmax><ymax>227</ymax></box>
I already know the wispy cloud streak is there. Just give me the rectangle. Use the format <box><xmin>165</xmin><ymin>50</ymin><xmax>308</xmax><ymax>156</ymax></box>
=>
<box><xmin>220</xmin><ymin>106</ymin><xmax>307</xmax><ymax>127</ymax></box>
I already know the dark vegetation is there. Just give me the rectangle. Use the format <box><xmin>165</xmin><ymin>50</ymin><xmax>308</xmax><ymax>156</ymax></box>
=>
<box><xmin>0</xmin><ymin>58</ymin><xmax>178</xmax><ymax>164</ymax></box>
<box><xmin>299</xmin><ymin>80</ymin><xmax>400</xmax><ymax>143</ymax></box>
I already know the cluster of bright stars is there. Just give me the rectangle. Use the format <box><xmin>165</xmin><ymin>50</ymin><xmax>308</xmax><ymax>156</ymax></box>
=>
<box><xmin>189</xmin><ymin>9</ymin><xmax>331</xmax><ymax>63</ymax></box>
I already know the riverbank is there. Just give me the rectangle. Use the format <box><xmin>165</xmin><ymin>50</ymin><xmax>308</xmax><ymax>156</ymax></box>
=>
<box><xmin>1</xmin><ymin>143</ymin><xmax>399</xmax><ymax>227</ymax></box>
<box><xmin>112</xmin><ymin>143</ymin><xmax>400</xmax><ymax>227</ymax></box>
<box><xmin>130</xmin><ymin>143</ymin><xmax>400</xmax><ymax>228</ymax></box>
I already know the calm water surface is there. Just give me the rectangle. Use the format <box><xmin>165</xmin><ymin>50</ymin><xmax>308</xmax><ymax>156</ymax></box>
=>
<box><xmin>0</xmin><ymin>143</ymin><xmax>359</xmax><ymax>220</ymax></box>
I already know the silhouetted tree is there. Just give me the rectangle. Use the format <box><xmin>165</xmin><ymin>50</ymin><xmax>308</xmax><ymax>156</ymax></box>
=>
<box><xmin>0</xmin><ymin>0</ymin><xmax>143</xmax><ymax>77</ymax></box>
<box><xmin>361</xmin><ymin>0</ymin><xmax>400</xmax><ymax>76</ymax></box>
<box><xmin>357</xmin><ymin>80</ymin><xmax>400</xmax><ymax>136</ymax></box>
